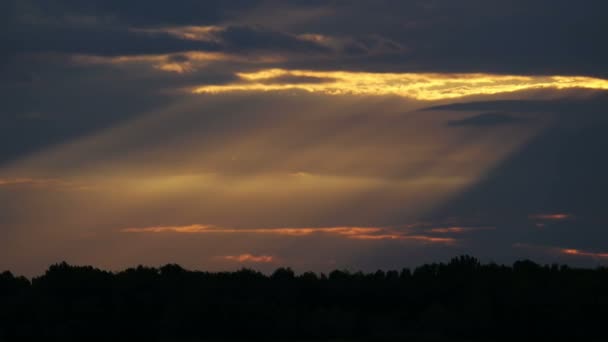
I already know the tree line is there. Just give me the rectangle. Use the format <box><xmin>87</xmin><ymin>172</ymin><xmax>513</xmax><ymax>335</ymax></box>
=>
<box><xmin>1</xmin><ymin>255</ymin><xmax>608</xmax><ymax>340</ymax></box>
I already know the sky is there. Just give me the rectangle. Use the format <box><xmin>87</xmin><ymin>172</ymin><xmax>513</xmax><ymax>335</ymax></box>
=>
<box><xmin>2</xmin><ymin>0</ymin><xmax>608</xmax><ymax>276</ymax></box>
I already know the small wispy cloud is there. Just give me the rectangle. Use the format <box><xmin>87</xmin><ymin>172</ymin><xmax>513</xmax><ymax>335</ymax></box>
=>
<box><xmin>560</xmin><ymin>248</ymin><xmax>608</xmax><ymax>259</ymax></box>
<box><xmin>220</xmin><ymin>254</ymin><xmax>275</xmax><ymax>263</ymax></box>
<box><xmin>121</xmin><ymin>225</ymin><xmax>382</xmax><ymax>236</ymax></box>
<box><xmin>529</xmin><ymin>213</ymin><xmax>572</xmax><ymax>221</ymax></box>
<box><xmin>349</xmin><ymin>234</ymin><xmax>456</xmax><ymax>243</ymax></box>
<box><xmin>426</xmin><ymin>226</ymin><xmax>495</xmax><ymax>234</ymax></box>
<box><xmin>120</xmin><ymin>224</ymin><xmax>456</xmax><ymax>244</ymax></box>
<box><xmin>514</xmin><ymin>243</ymin><xmax>608</xmax><ymax>259</ymax></box>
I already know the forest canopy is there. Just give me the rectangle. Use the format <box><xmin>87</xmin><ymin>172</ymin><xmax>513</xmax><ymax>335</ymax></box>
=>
<box><xmin>1</xmin><ymin>255</ymin><xmax>608</xmax><ymax>340</ymax></box>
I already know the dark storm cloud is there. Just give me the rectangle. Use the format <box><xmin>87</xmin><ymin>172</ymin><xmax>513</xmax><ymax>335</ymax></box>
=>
<box><xmin>275</xmin><ymin>0</ymin><xmax>608</xmax><ymax>77</ymax></box>
<box><xmin>4</xmin><ymin>0</ymin><xmax>608</xmax><ymax>76</ymax></box>
<box><xmin>2</xmin><ymin>1</ymin><xmax>329</xmax><ymax>58</ymax></box>
<box><xmin>3</xmin><ymin>24</ymin><xmax>327</xmax><ymax>58</ymax></box>
<box><xmin>446</xmin><ymin>112</ymin><xmax>527</xmax><ymax>127</ymax></box>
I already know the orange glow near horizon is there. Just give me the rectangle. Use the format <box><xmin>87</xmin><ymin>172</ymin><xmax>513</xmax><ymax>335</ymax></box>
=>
<box><xmin>192</xmin><ymin>69</ymin><xmax>608</xmax><ymax>100</ymax></box>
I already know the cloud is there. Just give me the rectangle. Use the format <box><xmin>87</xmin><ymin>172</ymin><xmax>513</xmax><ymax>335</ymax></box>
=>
<box><xmin>349</xmin><ymin>234</ymin><xmax>456</xmax><ymax>244</ymax></box>
<box><xmin>218</xmin><ymin>26</ymin><xmax>330</xmax><ymax>54</ymax></box>
<box><xmin>70</xmin><ymin>51</ymin><xmax>247</xmax><ymax>74</ymax></box>
<box><xmin>514</xmin><ymin>243</ymin><xmax>608</xmax><ymax>260</ymax></box>
<box><xmin>276</xmin><ymin>1</ymin><xmax>608</xmax><ymax>77</ymax></box>
<box><xmin>193</xmin><ymin>69</ymin><xmax>608</xmax><ymax>100</ymax></box>
<box><xmin>424</xmin><ymin>95</ymin><xmax>608</xmax><ymax>114</ymax></box>
<box><xmin>6</xmin><ymin>0</ymin><xmax>608</xmax><ymax>78</ymax></box>
<box><xmin>426</xmin><ymin>226</ymin><xmax>495</xmax><ymax>234</ymax></box>
<box><xmin>430</xmin><ymin>94</ymin><xmax>608</xmax><ymax>233</ymax></box>
<box><xmin>561</xmin><ymin>248</ymin><xmax>608</xmax><ymax>259</ymax></box>
<box><xmin>122</xmin><ymin>225</ymin><xmax>380</xmax><ymax>235</ymax></box>
<box><xmin>120</xmin><ymin>224</ymin><xmax>456</xmax><ymax>244</ymax></box>
<box><xmin>529</xmin><ymin>213</ymin><xmax>572</xmax><ymax>221</ymax></box>
<box><xmin>447</xmin><ymin>112</ymin><xmax>527</xmax><ymax>127</ymax></box>
<box><xmin>220</xmin><ymin>253</ymin><xmax>275</xmax><ymax>263</ymax></box>
<box><xmin>121</xmin><ymin>225</ymin><xmax>382</xmax><ymax>237</ymax></box>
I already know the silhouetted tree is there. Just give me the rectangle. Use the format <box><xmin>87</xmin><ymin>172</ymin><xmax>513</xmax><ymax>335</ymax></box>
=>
<box><xmin>1</xmin><ymin>255</ymin><xmax>608</xmax><ymax>340</ymax></box>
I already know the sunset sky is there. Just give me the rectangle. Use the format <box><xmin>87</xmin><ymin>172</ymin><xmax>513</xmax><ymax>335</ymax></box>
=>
<box><xmin>2</xmin><ymin>0</ymin><xmax>608</xmax><ymax>276</ymax></box>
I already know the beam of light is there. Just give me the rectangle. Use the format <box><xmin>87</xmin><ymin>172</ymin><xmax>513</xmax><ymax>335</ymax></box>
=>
<box><xmin>120</xmin><ymin>224</ymin><xmax>455</xmax><ymax>244</ymax></box>
<box><xmin>220</xmin><ymin>254</ymin><xmax>275</xmax><ymax>263</ymax></box>
<box><xmin>0</xmin><ymin>177</ymin><xmax>90</xmax><ymax>190</ymax></box>
<box><xmin>192</xmin><ymin>68</ymin><xmax>608</xmax><ymax>100</ymax></box>
<box><xmin>0</xmin><ymin>177</ymin><xmax>62</xmax><ymax>186</ymax></box>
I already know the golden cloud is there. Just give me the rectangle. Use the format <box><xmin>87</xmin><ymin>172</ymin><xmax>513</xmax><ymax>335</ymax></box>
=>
<box><xmin>193</xmin><ymin>68</ymin><xmax>608</xmax><ymax>100</ymax></box>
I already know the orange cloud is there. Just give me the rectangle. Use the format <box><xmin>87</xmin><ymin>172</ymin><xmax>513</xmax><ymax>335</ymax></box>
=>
<box><xmin>121</xmin><ymin>225</ymin><xmax>382</xmax><ymax>236</ymax></box>
<box><xmin>349</xmin><ymin>234</ymin><xmax>455</xmax><ymax>244</ymax></box>
<box><xmin>221</xmin><ymin>254</ymin><xmax>275</xmax><ymax>263</ymax></box>
<box><xmin>121</xmin><ymin>224</ymin><xmax>215</xmax><ymax>233</ymax></box>
<box><xmin>529</xmin><ymin>213</ymin><xmax>572</xmax><ymax>220</ymax></box>
<box><xmin>514</xmin><ymin>243</ymin><xmax>608</xmax><ymax>259</ymax></box>
<box><xmin>560</xmin><ymin>248</ymin><xmax>608</xmax><ymax>259</ymax></box>
<box><xmin>120</xmin><ymin>224</ymin><xmax>455</xmax><ymax>244</ymax></box>
<box><xmin>427</xmin><ymin>226</ymin><xmax>495</xmax><ymax>234</ymax></box>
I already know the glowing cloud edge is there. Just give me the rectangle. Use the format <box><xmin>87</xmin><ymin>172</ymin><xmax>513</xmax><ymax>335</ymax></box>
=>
<box><xmin>192</xmin><ymin>69</ymin><xmax>608</xmax><ymax>100</ymax></box>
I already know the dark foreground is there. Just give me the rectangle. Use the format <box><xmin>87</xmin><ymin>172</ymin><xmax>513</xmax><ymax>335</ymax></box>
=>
<box><xmin>1</xmin><ymin>256</ymin><xmax>608</xmax><ymax>340</ymax></box>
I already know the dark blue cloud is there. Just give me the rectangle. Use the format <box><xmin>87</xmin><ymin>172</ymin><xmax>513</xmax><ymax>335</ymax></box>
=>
<box><xmin>4</xmin><ymin>0</ymin><xmax>608</xmax><ymax>76</ymax></box>
<box><xmin>428</xmin><ymin>95</ymin><xmax>608</xmax><ymax>256</ymax></box>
